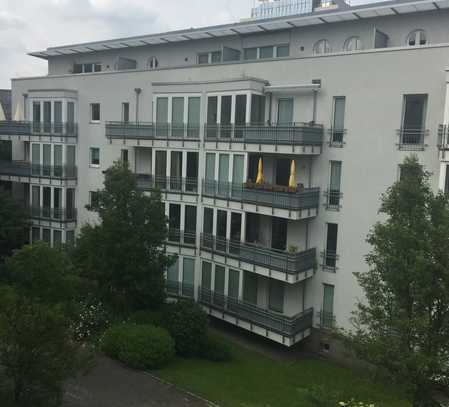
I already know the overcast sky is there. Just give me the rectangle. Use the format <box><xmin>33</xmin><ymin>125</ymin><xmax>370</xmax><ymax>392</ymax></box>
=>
<box><xmin>0</xmin><ymin>0</ymin><xmax>370</xmax><ymax>89</ymax></box>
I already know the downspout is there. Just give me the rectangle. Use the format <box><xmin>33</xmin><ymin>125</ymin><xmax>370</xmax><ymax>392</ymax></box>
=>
<box><xmin>134</xmin><ymin>88</ymin><xmax>142</xmax><ymax>123</ymax></box>
<box><xmin>268</xmin><ymin>92</ymin><xmax>272</xmax><ymax>125</ymax></box>
<box><xmin>23</xmin><ymin>93</ymin><xmax>28</xmax><ymax>120</ymax></box>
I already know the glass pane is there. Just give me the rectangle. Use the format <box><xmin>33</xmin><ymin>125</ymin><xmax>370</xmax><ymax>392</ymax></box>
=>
<box><xmin>188</xmin><ymin>97</ymin><xmax>200</xmax><ymax>137</ymax></box>
<box><xmin>276</xmin><ymin>45</ymin><xmax>289</xmax><ymax>57</ymax></box>
<box><xmin>243</xmin><ymin>272</ymin><xmax>258</xmax><ymax>304</ymax></box>
<box><xmin>170</xmin><ymin>152</ymin><xmax>182</xmax><ymax>190</ymax></box>
<box><xmin>66</xmin><ymin>145</ymin><xmax>76</xmax><ymax>167</ymax></box>
<box><xmin>235</xmin><ymin>95</ymin><xmax>247</xmax><ymax>137</ymax></box>
<box><xmin>198</xmin><ymin>53</ymin><xmax>209</xmax><ymax>64</ymax></box>
<box><xmin>278</xmin><ymin>99</ymin><xmax>293</xmax><ymax>125</ymax></box>
<box><xmin>244</xmin><ymin>48</ymin><xmax>257</xmax><ymax>60</ymax></box>
<box><xmin>207</xmin><ymin>97</ymin><xmax>218</xmax><ymax>124</ymax></box>
<box><xmin>32</xmin><ymin>144</ymin><xmax>40</xmax><ymax>165</ymax></box>
<box><xmin>403</xmin><ymin>95</ymin><xmax>426</xmax><ymax>130</ymax></box>
<box><xmin>269</xmin><ymin>280</ymin><xmax>284</xmax><ymax>313</ymax></box>
<box><xmin>155</xmin><ymin>151</ymin><xmax>167</xmax><ymax>189</ymax></box>
<box><xmin>333</xmin><ymin>97</ymin><xmax>346</xmax><ymax>130</ymax></box>
<box><xmin>232</xmin><ymin>155</ymin><xmax>244</xmax><ymax>185</ymax></box>
<box><xmin>182</xmin><ymin>258</ymin><xmax>195</xmax><ymax>297</ymax></box>
<box><xmin>167</xmin><ymin>258</ymin><xmax>179</xmax><ymax>282</ymax></box>
<box><xmin>214</xmin><ymin>265</ymin><xmax>225</xmax><ymax>294</ymax></box>
<box><xmin>122</xmin><ymin>103</ymin><xmax>130</xmax><ymax>123</ymax></box>
<box><xmin>211</xmin><ymin>51</ymin><xmax>222</xmax><ymax>63</ymax></box>
<box><xmin>43</xmin><ymin>102</ymin><xmax>51</xmax><ymax>131</ymax></box>
<box><xmin>172</xmin><ymin>97</ymin><xmax>184</xmax><ymax>138</ymax></box>
<box><xmin>169</xmin><ymin>204</ymin><xmax>181</xmax><ymax>232</ymax></box>
<box><xmin>42</xmin><ymin>229</ymin><xmax>51</xmax><ymax>243</ymax></box>
<box><xmin>202</xmin><ymin>262</ymin><xmax>212</xmax><ymax>289</ymax></box>
<box><xmin>156</xmin><ymin>98</ymin><xmax>168</xmax><ymax>123</ymax></box>
<box><xmin>185</xmin><ymin>206</ymin><xmax>197</xmax><ymax>243</ymax></box>
<box><xmin>330</xmin><ymin>161</ymin><xmax>342</xmax><ymax>191</ymax></box>
<box><xmin>32</xmin><ymin>227</ymin><xmax>40</xmax><ymax>242</ymax></box>
<box><xmin>54</xmin><ymin>102</ymin><xmax>62</xmax><ymax>133</ymax></box>
<box><xmin>218</xmin><ymin>154</ymin><xmax>229</xmax><ymax>182</ymax></box>
<box><xmin>323</xmin><ymin>284</ymin><xmax>334</xmax><ymax>314</ymax></box>
<box><xmin>251</xmin><ymin>95</ymin><xmax>265</xmax><ymax>124</ymax></box>
<box><xmin>32</xmin><ymin>186</ymin><xmax>40</xmax><ymax>208</ymax></box>
<box><xmin>228</xmin><ymin>269</ymin><xmax>239</xmax><ymax>299</ymax></box>
<box><xmin>203</xmin><ymin>208</ymin><xmax>214</xmax><ymax>235</ymax></box>
<box><xmin>53</xmin><ymin>230</ymin><xmax>62</xmax><ymax>247</ymax></box>
<box><xmin>33</xmin><ymin>102</ymin><xmax>41</xmax><ymax>123</ymax></box>
<box><xmin>67</xmin><ymin>102</ymin><xmax>75</xmax><ymax>124</ymax></box>
<box><xmin>205</xmin><ymin>153</ymin><xmax>215</xmax><ymax>180</ymax></box>
<box><xmin>260</xmin><ymin>46</ymin><xmax>274</xmax><ymax>59</ymax></box>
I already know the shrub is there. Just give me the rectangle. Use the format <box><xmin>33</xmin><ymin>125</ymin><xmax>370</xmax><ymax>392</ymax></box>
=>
<box><xmin>128</xmin><ymin>309</ymin><xmax>164</xmax><ymax>326</ymax></box>
<box><xmin>162</xmin><ymin>300</ymin><xmax>209</xmax><ymax>357</ymax></box>
<box><xmin>72</xmin><ymin>300</ymin><xmax>112</xmax><ymax>342</ymax></box>
<box><xmin>200</xmin><ymin>333</ymin><xmax>232</xmax><ymax>362</ymax></box>
<box><xmin>102</xmin><ymin>323</ymin><xmax>175</xmax><ymax>369</ymax></box>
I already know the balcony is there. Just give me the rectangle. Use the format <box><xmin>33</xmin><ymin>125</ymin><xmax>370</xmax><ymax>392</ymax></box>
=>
<box><xmin>198</xmin><ymin>286</ymin><xmax>313</xmax><ymax>340</ymax></box>
<box><xmin>30</xmin><ymin>206</ymin><xmax>77</xmax><ymax>222</ymax></box>
<box><xmin>167</xmin><ymin>229</ymin><xmax>197</xmax><ymax>247</ymax></box>
<box><xmin>0</xmin><ymin>121</ymin><xmax>78</xmax><ymax>140</ymax></box>
<box><xmin>136</xmin><ymin>174</ymin><xmax>198</xmax><ymax>195</ymax></box>
<box><xmin>204</xmin><ymin>123</ymin><xmax>323</xmax><ymax>154</ymax></box>
<box><xmin>202</xmin><ymin>179</ymin><xmax>320</xmax><ymax>218</ymax></box>
<box><xmin>200</xmin><ymin>233</ymin><xmax>316</xmax><ymax>277</ymax></box>
<box><xmin>0</xmin><ymin>161</ymin><xmax>77</xmax><ymax>181</ymax></box>
<box><xmin>397</xmin><ymin>128</ymin><xmax>428</xmax><ymax>151</ymax></box>
<box><xmin>106</xmin><ymin>122</ymin><xmax>201</xmax><ymax>141</ymax></box>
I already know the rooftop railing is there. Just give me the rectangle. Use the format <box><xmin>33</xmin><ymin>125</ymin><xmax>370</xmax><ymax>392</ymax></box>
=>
<box><xmin>200</xmin><ymin>233</ymin><xmax>316</xmax><ymax>275</ymax></box>
<box><xmin>202</xmin><ymin>179</ymin><xmax>320</xmax><ymax>211</ymax></box>
<box><xmin>198</xmin><ymin>286</ymin><xmax>314</xmax><ymax>337</ymax></box>
<box><xmin>0</xmin><ymin>121</ymin><xmax>78</xmax><ymax>138</ymax></box>
<box><xmin>204</xmin><ymin>122</ymin><xmax>323</xmax><ymax>147</ymax></box>
<box><xmin>30</xmin><ymin>206</ymin><xmax>77</xmax><ymax>222</ymax></box>
<box><xmin>0</xmin><ymin>160</ymin><xmax>77</xmax><ymax>180</ymax></box>
<box><xmin>105</xmin><ymin>122</ymin><xmax>201</xmax><ymax>140</ymax></box>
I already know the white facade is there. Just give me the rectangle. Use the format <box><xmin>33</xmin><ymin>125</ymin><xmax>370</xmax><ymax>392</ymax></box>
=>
<box><xmin>2</xmin><ymin>0</ymin><xmax>449</xmax><ymax>346</ymax></box>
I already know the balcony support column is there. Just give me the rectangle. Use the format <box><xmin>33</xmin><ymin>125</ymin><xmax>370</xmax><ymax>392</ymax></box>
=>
<box><xmin>238</xmin><ymin>269</ymin><xmax>244</xmax><ymax>301</ymax></box>
<box><xmin>312</xmin><ymin>90</ymin><xmax>318</xmax><ymax>123</ymax></box>
<box><xmin>240</xmin><ymin>212</ymin><xmax>246</xmax><ymax>243</ymax></box>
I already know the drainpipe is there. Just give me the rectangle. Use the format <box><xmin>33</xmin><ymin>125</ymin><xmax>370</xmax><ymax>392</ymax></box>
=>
<box><xmin>134</xmin><ymin>88</ymin><xmax>142</xmax><ymax>123</ymax></box>
<box><xmin>23</xmin><ymin>93</ymin><xmax>28</xmax><ymax>121</ymax></box>
<box><xmin>268</xmin><ymin>92</ymin><xmax>272</xmax><ymax>125</ymax></box>
<box><xmin>311</xmin><ymin>79</ymin><xmax>322</xmax><ymax>124</ymax></box>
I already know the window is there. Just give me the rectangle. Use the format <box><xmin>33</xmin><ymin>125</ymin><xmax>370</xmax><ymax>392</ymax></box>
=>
<box><xmin>198</xmin><ymin>53</ymin><xmax>209</xmax><ymax>65</ymax></box>
<box><xmin>185</xmin><ymin>206</ymin><xmax>197</xmax><ymax>245</ymax></box>
<box><xmin>90</xmin><ymin>103</ymin><xmax>100</xmax><ymax>122</ymax></box>
<box><xmin>42</xmin><ymin>228</ymin><xmax>51</xmax><ymax>244</ymax></box>
<box><xmin>89</xmin><ymin>191</ymin><xmax>99</xmax><ymax>207</ymax></box>
<box><xmin>313</xmin><ymin>39</ymin><xmax>331</xmax><ymax>55</ymax></box>
<box><xmin>94</xmin><ymin>63</ymin><xmax>102</xmax><ymax>72</ymax></box>
<box><xmin>122</xmin><ymin>102</ymin><xmax>130</xmax><ymax>123</ymax></box>
<box><xmin>327</xmin><ymin>161</ymin><xmax>342</xmax><ymax>210</ymax></box>
<box><xmin>169</xmin><ymin>204</ymin><xmax>181</xmax><ymax>241</ymax></box>
<box><xmin>53</xmin><ymin>230</ymin><xmax>62</xmax><ymax>248</ymax></box>
<box><xmin>202</xmin><ymin>261</ymin><xmax>212</xmax><ymax>290</ymax></box>
<box><xmin>343</xmin><ymin>36</ymin><xmax>362</xmax><ymax>51</ymax></box>
<box><xmin>147</xmin><ymin>56</ymin><xmax>159</xmax><ymax>70</ymax></box>
<box><xmin>90</xmin><ymin>147</ymin><xmax>100</xmax><ymax>166</ymax></box>
<box><xmin>182</xmin><ymin>258</ymin><xmax>195</xmax><ymax>297</ymax></box>
<box><xmin>331</xmin><ymin>96</ymin><xmax>346</xmax><ymax>145</ymax></box>
<box><xmin>32</xmin><ymin>227</ymin><xmax>40</xmax><ymax>243</ymax></box>
<box><xmin>211</xmin><ymin>51</ymin><xmax>222</xmax><ymax>63</ymax></box>
<box><xmin>198</xmin><ymin>51</ymin><xmax>222</xmax><ymax>65</ymax></box>
<box><xmin>269</xmin><ymin>280</ymin><xmax>284</xmax><ymax>313</ymax></box>
<box><xmin>74</xmin><ymin>63</ymin><xmax>102</xmax><ymax>74</ymax></box>
<box><xmin>324</xmin><ymin>223</ymin><xmax>338</xmax><ymax>271</ymax></box>
<box><xmin>407</xmin><ymin>29</ymin><xmax>427</xmax><ymax>46</ymax></box>
<box><xmin>214</xmin><ymin>265</ymin><xmax>225</xmax><ymax>306</ymax></box>
<box><xmin>121</xmin><ymin>149</ymin><xmax>128</xmax><ymax>163</ymax></box>
<box><xmin>400</xmin><ymin>94</ymin><xmax>427</xmax><ymax>148</ymax></box>
<box><xmin>167</xmin><ymin>259</ymin><xmax>179</xmax><ymax>295</ymax></box>
<box><xmin>243</xmin><ymin>271</ymin><xmax>258</xmax><ymax>305</ymax></box>
<box><xmin>244</xmin><ymin>47</ymin><xmax>258</xmax><ymax>60</ymax></box>
<box><xmin>228</xmin><ymin>269</ymin><xmax>240</xmax><ymax>299</ymax></box>
<box><xmin>322</xmin><ymin>284</ymin><xmax>335</xmax><ymax>329</ymax></box>
<box><xmin>259</xmin><ymin>46</ymin><xmax>274</xmax><ymax>59</ymax></box>
<box><xmin>276</xmin><ymin>45</ymin><xmax>290</xmax><ymax>58</ymax></box>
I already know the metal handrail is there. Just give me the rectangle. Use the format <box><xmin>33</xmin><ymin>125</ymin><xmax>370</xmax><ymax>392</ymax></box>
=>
<box><xmin>318</xmin><ymin>310</ymin><xmax>336</xmax><ymax>329</ymax></box>
<box><xmin>321</xmin><ymin>250</ymin><xmax>339</xmax><ymax>272</ymax></box>
<box><xmin>0</xmin><ymin>160</ymin><xmax>77</xmax><ymax>179</ymax></box>
<box><xmin>200</xmin><ymin>233</ymin><xmax>316</xmax><ymax>274</ymax></box>
<box><xmin>30</xmin><ymin>206</ymin><xmax>77</xmax><ymax>222</ymax></box>
<box><xmin>0</xmin><ymin>121</ymin><xmax>78</xmax><ymax>137</ymax></box>
<box><xmin>105</xmin><ymin>122</ymin><xmax>201</xmax><ymax>140</ymax></box>
<box><xmin>204</xmin><ymin>122</ymin><xmax>323</xmax><ymax>146</ymax></box>
<box><xmin>198</xmin><ymin>286</ymin><xmax>313</xmax><ymax>337</ymax></box>
<box><xmin>166</xmin><ymin>281</ymin><xmax>195</xmax><ymax>298</ymax></box>
<box><xmin>167</xmin><ymin>229</ymin><xmax>197</xmax><ymax>247</ymax></box>
<box><xmin>136</xmin><ymin>174</ymin><xmax>198</xmax><ymax>194</ymax></box>
<box><xmin>396</xmin><ymin>128</ymin><xmax>428</xmax><ymax>150</ymax></box>
<box><xmin>324</xmin><ymin>189</ymin><xmax>343</xmax><ymax>209</ymax></box>
<box><xmin>0</xmin><ymin>120</ymin><xmax>31</xmax><ymax>136</ymax></box>
<box><xmin>202</xmin><ymin>179</ymin><xmax>320</xmax><ymax>211</ymax></box>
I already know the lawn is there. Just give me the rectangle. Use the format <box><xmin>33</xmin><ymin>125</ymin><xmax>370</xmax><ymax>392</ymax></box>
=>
<box><xmin>155</xmin><ymin>338</ymin><xmax>410</xmax><ymax>407</ymax></box>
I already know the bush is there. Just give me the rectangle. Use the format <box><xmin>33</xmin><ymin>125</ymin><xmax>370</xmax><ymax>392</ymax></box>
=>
<box><xmin>162</xmin><ymin>300</ymin><xmax>209</xmax><ymax>357</ymax></box>
<box><xmin>102</xmin><ymin>323</ymin><xmax>175</xmax><ymax>369</ymax></box>
<box><xmin>72</xmin><ymin>300</ymin><xmax>112</xmax><ymax>342</ymax></box>
<box><xmin>128</xmin><ymin>309</ymin><xmax>164</xmax><ymax>326</ymax></box>
<box><xmin>200</xmin><ymin>333</ymin><xmax>232</xmax><ymax>362</ymax></box>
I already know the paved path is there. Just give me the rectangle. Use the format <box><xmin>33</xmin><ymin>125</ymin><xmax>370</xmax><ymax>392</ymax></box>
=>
<box><xmin>63</xmin><ymin>356</ymin><xmax>210</xmax><ymax>407</ymax></box>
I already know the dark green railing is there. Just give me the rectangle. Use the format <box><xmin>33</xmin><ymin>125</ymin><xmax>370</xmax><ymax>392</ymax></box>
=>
<box><xmin>200</xmin><ymin>233</ymin><xmax>316</xmax><ymax>275</ymax></box>
<box><xmin>106</xmin><ymin>122</ymin><xmax>201</xmax><ymax>140</ymax></box>
<box><xmin>167</xmin><ymin>229</ymin><xmax>197</xmax><ymax>247</ymax></box>
<box><xmin>202</xmin><ymin>179</ymin><xmax>320</xmax><ymax>211</ymax></box>
<box><xmin>30</xmin><ymin>206</ymin><xmax>77</xmax><ymax>222</ymax></box>
<box><xmin>166</xmin><ymin>281</ymin><xmax>195</xmax><ymax>299</ymax></box>
<box><xmin>0</xmin><ymin>121</ymin><xmax>78</xmax><ymax>138</ymax></box>
<box><xmin>198</xmin><ymin>286</ymin><xmax>313</xmax><ymax>337</ymax></box>
<box><xmin>204</xmin><ymin>122</ymin><xmax>323</xmax><ymax>146</ymax></box>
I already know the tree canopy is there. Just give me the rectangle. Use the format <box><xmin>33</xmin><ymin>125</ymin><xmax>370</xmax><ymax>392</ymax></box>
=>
<box><xmin>73</xmin><ymin>161</ymin><xmax>171</xmax><ymax>313</ymax></box>
<box><xmin>348</xmin><ymin>156</ymin><xmax>449</xmax><ymax>407</ymax></box>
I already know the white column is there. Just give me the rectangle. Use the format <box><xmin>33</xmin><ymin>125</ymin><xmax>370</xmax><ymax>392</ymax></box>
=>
<box><xmin>151</xmin><ymin>149</ymin><xmax>156</xmax><ymax>177</ymax></box>
<box><xmin>438</xmin><ymin>162</ymin><xmax>447</xmax><ymax>191</ymax></box>
<box><xmin>246</xmin><ymin>92</ymin><xmax>252</xmax><ymax>124</ymax></box>
<box><xmin>238</xmin><ymin>269</ymin><xmax>244</xmax><ymax>300</ymax></box>
<box><xmin>166</xmin><ymin>149</ymin><xmax>171</xmax><ymax>178</ymax></box>
<box><xmin>182</xmin><ymin>150</ymin><xmax>188</xmax><ymax>179</ymax></box>
<box><xmin>226</xmin><ymin>210</ymin><xmax>232</xmax><ymax>240</ymax></box>
<box><xmin>443</xmin><ymin>79</ymin><xmax>449</xmax><ymax>124</ymax></box>
<box><xmin>217</xmin><ymin>96</ymin><xmax>222</xmax><ymax>124</ymax></box>
<box><xmin>180</xmin><ymin>204</ymin><xmax>186</xmax><ymax>234</ymax></box>
<box><xmin>224</xmin><ymin>266</ymin><xmax>229</xmax><ymax>296</ymax></box>
<box><xmin>212</xmin><ymin>208</ymin><xmax>217</xmax><ymax>236</ymax></box>
<box><xmin>240</xmin><ymin>211</ymin><xmax>246</xmax><ymax>243</ymax></box>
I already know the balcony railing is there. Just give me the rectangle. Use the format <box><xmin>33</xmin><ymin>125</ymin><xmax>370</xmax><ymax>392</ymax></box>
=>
<box><xmin>318</xmin><ymin>310</ymin><xmax>336</xmax><ymax>330</ymax></box>
<box><xmin>136</xmin><ymin>174</ymin><xmax>198</xmax><ymax>194</ymax></box>
<box><xmin>328</xmin><ymin>128</ymin><xmax>346</xmax><ymax>147</ymax></box>
<box><xmin>166</xmin><ymin>281</ymin><xmax>195</xmax><ymax>298</ymax></box>
<box><xmin>198</xmin><ymin>286</ymin><xmax>314</xmax><ymax>337</ymax></box>
<box><xmin>204</xmin><ymin>123</ymin><xmax>323</xmax><ymax>146</ymax></box>
<box><xmin>202</xmin><ymin>180</ymin><xmax>320</xmax><ymax>211</ymax></box>
<box><xmin>30</xmin><ymin>206</ymin><xmax>77</xmax><ymax>222</ymax></box>
<box><xmin>438</xmin><ymin>124</ymin><xmax>449</xmax><ymax>150</ymax></box>
<box><xmin>324</xmin><ymin>190</ymin><xmax>342</xmax><ymax>210</ymax></box>
<box><xmin>0</xmin><ymin>121</ymin><xmax>31</xmax><ymax>136</ymax></box>
<box><xmin>167</xmin><ymin>229</ymin><xmax>197</xmax><ymax>247</ymax></box>
<box><xmin>321</xmin><ymin>250</ymin><xmax>339</xmax><ymax>272</ymax></box>
<box><xmin>200</xmin><ymin>233</ymin><xmax>316</xmax><ymax>275</ymax></box>
<box><xmin>0</xmin><ymin>161</ymin><xmax>77</xmax><ymax>179</ymax></box>
<box><xmin>106</xmin><ymin>122</ymin><xmax>201</xmax><ymax>140</ymax></box>
<box><xmin>0</xmin><ymin>121</ymin><xmax>78</xmax><ymax>138</ymax></box>
<box><xmin>397</xmin><ymin>128</ymin><xmax>428</xmax><ymax>150</ymax></box>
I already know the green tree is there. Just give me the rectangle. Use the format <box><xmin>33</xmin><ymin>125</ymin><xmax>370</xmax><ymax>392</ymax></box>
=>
<box><xmin>347</xmin><ymin>156</ymin><xmax>449</xmax><ymax>407</ymax></box>
<box><xmin>0</xmin><ymin>187</ymin><xmax>28</xmax><ymax>262</ymax></box>
<box><xmin>73</xmin><ymin>161</ymin><xmax>171</xmax><ymax>313</ymax></box>
<box><xmin>0</xmin><ymin>243</ymin><xmax>86</xmax><ymax>406</ymax></box>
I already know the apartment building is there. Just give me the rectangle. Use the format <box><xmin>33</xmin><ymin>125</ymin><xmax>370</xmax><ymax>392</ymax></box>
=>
<box><xmin>1</xmin><ymin>0</ymin><xmax>449</xmax><ymax>348</ymax></box>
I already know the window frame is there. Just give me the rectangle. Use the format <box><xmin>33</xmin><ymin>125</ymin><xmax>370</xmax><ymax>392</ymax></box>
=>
<box><xmin>407</xmin><ymin>29</ymin><xmax>427</xmax><ymax>47</ymax></box>
<box><xmin>90</xmin><ymin>103</ymin><xmax>101</xmax><ymax>123</ymax></box>
<box><xmin>343</xmin><ymin>36</ymin><xmax>362</xmax><ymax>52</ymax></box>
<box><xmin>89</xmin><ymin>147</ymin><xmax>100</xmax><ymax>167</ymax></box>
<box><xmin>313</xmin><ymin>39</ymin><xmax>331</xmax><ymax>55</ymax></box>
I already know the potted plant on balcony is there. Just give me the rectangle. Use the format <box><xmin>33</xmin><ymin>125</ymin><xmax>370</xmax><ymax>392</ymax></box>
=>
<box><xmin>288</xmin><ymin>245</ymin><xmax>299</xmax><ymax>255</ymax></box>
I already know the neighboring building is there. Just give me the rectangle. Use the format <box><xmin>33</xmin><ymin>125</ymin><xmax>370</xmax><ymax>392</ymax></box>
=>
<box><xmin>0</xmin><ymin>90</ymin><xmax>12</xmax><ymax>120</ymax></box>
<box><xmin>2</xmin><ymin>0</ymin><xmax>449</xmax><ymax>348</ymax></box>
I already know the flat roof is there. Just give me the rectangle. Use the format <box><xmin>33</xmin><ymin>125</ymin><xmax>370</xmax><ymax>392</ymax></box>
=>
<box><xmin>29</xmin><ymin>0</ymin><xmax>449</xmax><ymax>60</ymax></box>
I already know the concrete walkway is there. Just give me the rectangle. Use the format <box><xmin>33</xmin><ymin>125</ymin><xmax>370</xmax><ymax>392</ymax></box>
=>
<box><xmin>63</xmin><ymin>356</ymin><xmax>211</xmax><ymax>407</ymax></box>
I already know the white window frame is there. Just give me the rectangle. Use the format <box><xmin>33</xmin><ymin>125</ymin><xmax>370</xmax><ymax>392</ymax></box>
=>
<box><xmin>89</xmin><ymin>147</ymin><xmax>100</xmax><ymax>168</ymax></box>
<box><xmin>90</xmin><ymin>103</ymin><xmax>101</xmax><ymax>123</ymax></box>
<box><xmin>406</xmin><ymin>29</ymin><xmax>427</xmax><ymax>47</ymax></box>
<box><xmin>313</xmin><ymin>39</ymin><xmax>331</xmax><ymax>55</ymax></box>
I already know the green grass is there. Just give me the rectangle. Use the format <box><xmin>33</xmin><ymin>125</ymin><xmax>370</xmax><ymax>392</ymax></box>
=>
<box><xmin>155</xmin><ymin>338</ymin><xmax>410</xmax><ymax>407</ymax></box>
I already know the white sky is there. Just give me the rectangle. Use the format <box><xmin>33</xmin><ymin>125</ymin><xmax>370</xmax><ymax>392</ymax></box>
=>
<box><xmin>0</xmin><ymin>0</ymin><xmax>372</xmax><ymax>89</ymax></box>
